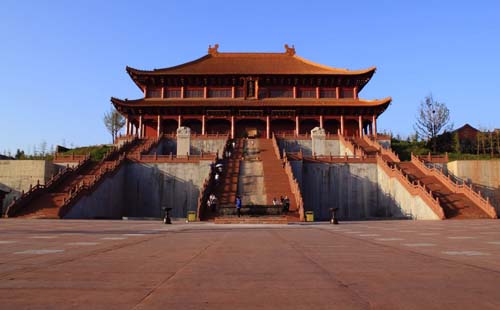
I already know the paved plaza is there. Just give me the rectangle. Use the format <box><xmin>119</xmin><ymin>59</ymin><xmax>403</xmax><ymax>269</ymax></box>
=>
<box><xmin>1</xmin><ymin>219</ymin><xmax>500</xmax><ymax>309</ymax></box>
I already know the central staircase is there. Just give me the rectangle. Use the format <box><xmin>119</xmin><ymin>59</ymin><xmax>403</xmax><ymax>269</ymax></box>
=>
<box><xmin>212</xmin><ymin>137</ymin><xmax>301</xmax><ymax>224</ymax></box>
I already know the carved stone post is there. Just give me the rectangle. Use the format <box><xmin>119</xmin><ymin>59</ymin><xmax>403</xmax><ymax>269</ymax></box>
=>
<box><xmin>177</xmin><ymin>126</ymin><xmax>191</xmax><ymax>156</ymax></box>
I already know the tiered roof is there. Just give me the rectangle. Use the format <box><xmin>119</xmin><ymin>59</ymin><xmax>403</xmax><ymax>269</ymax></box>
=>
<box><xmin>126</xmin><ymin>44</ymin><xmax>376</xmax><ymax>90</ymax></box>
<box><xmin>112</xmin><ymin>45</ymin><xmax>391</xmax><ymax>115</ymax></box>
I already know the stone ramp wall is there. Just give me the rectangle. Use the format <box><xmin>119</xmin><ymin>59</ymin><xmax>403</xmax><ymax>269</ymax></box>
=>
<box><xmin>447</xmin><ymin>160</ymin><xmax>500</xmax><ymax>214</ymax></box>
<box><xmin>377</xmin><ymin>164</ymin><xmax>441</xmax><ymax>220</ymax></box>
<box><xmin>64</xmin><ymin>165</ymin><xmax>126</xmax><ymax>219</ymax></box>
<box><xmin>0</xmin><ymin>160</ymin><xmax>59</xmax><ymax>213</ymax></box>
<box><xmin>296</xmin><ymin>162</ymin><xmax>441</xmax><ymax>221</ymax></box>
<box><xmin>300</xmin><ymin>163</ymin><xmax>379</xmax><ymax>220</ymax></box>
<box><xmin>124</xmin><ymin>161</ymin><xmax>212</xmax><ymax>218</ymax></box>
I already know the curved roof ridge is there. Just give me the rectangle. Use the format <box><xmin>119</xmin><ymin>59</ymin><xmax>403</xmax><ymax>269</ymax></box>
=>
<box><xmin>126</xmin><ymin>50</ymin><xmax>377</xmax><ymax>76</ymax></box>
<box><xmin>126</xmin><ymin>54</ymin><xmax>213</xmax><ymax>74</ymax></box>
<box><xmin>292</xmin><ymin>54</ymin><xmax>376</xmax><ymax>75</ymax></box>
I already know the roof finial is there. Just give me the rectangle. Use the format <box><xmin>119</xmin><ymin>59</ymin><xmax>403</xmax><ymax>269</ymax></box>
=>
<box><xmin>208</xmin><ymin>44</ymin><xmax>219</xmax><ymax>56</ymax></box>
<box><xmin>284</xmin><ymin>44</ymin><xmax>296</xmax><ymax>56</ymax></box>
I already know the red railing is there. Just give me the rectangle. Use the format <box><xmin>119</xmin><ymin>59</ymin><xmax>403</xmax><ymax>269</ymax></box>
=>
<box><xmin>196</xmin><ymin>136</ymin><xmax>231</xmax><ymax>220</ymax></box>
<box><xmin>417</xmin><ymin>152</ymin><xmax>449</xmax><ymax>163</ymax></box>
<box><xmin>274</xmin><ymin>131</ymin><xmax>339</xmax><ymax>140</ymax></box>
<box><xmin>58</xmin><ymin>154</ymin><xmax>127</xmax><ymax>217</ymax></box>
<box><xmin>132</xmin><ymin>153</ymin><xmax>218</xmax><ymax>163</ymax></box>
<box><xmin>363</xmin><ymin>135</ymin><xmax>400</xmax><ymax>162</ymax></box>
<box><xmin>56</xmin><ymin>137</ymin><xmax>139</xmax><ymax>217</ymax></box>
<box><xmin>282</xmin><ymin>153</ymin><xmax>305</xmax><ymax>221</ymax></box>
<box><xmin>5</xmin><ymin>155</ymin><xmax>91</xmax><ymax>217</ymax></box>
<box><xmin>376</xmin><ymin>155</ymin><xmax>445</xmax><ymax>219</ymax></box>
<box><xmin>53</xmin><ymin>153</ymin><xmax>90</xmax><ymax>162</ymax></box>
<box><xmin>411</xmin><ymin>154</ymin><xmax>497</xmax><ymax>218</ymax></box>
<box><xmin>273</xmin><ymin>134</ymin><xmax>305</xmax><ymax>221</ymax></box>
<box><xmin>339</xmin><ymin>134</ymin><xmax>366</xmax><ymax>157</ymax></box>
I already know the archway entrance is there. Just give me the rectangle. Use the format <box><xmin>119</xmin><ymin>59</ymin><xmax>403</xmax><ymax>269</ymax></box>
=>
<box><xmin>344</xmin><ymin>119</ymin><xmax>359</xmax><ymax>137</ymax></box>
<box><xmin>236</xmin><ymin>119</ymin><xmax>266</xmax><ymax>138</ymax></box>
<box><xmin>324</xmin><ymin>119</ymin><xmax>340</xmax><ymax>135</ymax></box>
<box><xmin>206</xmin><ymin>119</ymin><xmax>230</xmax><ymax>135</ymax></box>
<box><xmin>300</xmin><ymin>119</ymin><xmax>320</xmax><ymax>135</ymax></box>
<box><xmin>183</xmin><ymin>119</ymin><xmax>202</xmax><ymax>134</ymax></box>
<box><xmin>271</xmin><ymin>119</ymin><xmax>295</xmax><ymax>135</ymax></box>
<box><xmin>162</xmin><ymin>119</ymin><xmax>178</xmax><ymax>135</ymax></box>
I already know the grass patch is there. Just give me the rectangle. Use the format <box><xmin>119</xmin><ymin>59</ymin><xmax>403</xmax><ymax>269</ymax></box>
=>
<box><xmin>60</xmin><ymin>145</ymin><xmax>113</xmax><ymax>161</ymax></box>
<box><xmin>391</xmin><ymin>139</ymin><xmax>430</xmax><ymax>161</ymax></box>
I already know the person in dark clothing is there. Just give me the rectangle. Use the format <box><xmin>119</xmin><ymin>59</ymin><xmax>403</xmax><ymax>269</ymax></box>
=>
<box><xmin>283</xmin><ymin>195</ymin><xmax>290</xmax><ymax>213</ymax></box>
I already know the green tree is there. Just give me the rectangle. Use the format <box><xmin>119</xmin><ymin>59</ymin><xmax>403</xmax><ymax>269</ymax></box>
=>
<box><xmin>103</xmin><ymin>108</ymin><xmax>125</xmax><ymax>143</ymax></box>
<box><xmin>414</xmin><ymin>94</ymin><xmax>451</xmax><ymax>152</ymax></box>
<box><xmin>453</xmin><ymin>132</ymin><xmax>461</xmax><ymax>154</ymax></box>
<box><xmin>15</xmin><ymin>149</ymin><xmax>26</xmax><ymax>159</ymax></box>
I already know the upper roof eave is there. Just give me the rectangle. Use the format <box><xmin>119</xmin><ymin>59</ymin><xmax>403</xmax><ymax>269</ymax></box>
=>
<box><xmin>125</xmin><ymin>53</ymin><xmax>376</xmax><ymax>77</ymax></box>
<box><xmin>111</xmin><ymin>96</ymin><xmax>391</xmax><ymax>108</ymax></box>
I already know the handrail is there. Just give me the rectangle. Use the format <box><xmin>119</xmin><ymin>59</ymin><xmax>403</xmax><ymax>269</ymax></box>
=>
<box><xmin>57</xmin><ymin>137</ymin><xmax>142</xmax><ymax>217</ymax></box>
<box><xmin>283</xmin><ymin>153</ymin><xmax>305</xmax><ymax>221</ymax></box>
<box><xmin>53</xmin><ymin>153</ymin><xmax>89</xmax><ymax>162</ymax></box>
<box><xmin>376</xmin><ymin>155</ymin><xmax>445</xmax><ymax>219</ymax></box>
<box><xmin>58</xmin><ymin>153</ymin><xmax>127</xmax><ymax>217</ymax></box>
<box><xmin>131</xmin><ymin>153</ymin><xmax>217</xmax><ymax>163</ymax></box>
<box><xmin>417</xmin><ymin>152</ymin><xmax>449</xmax><ymax>163</ymax></box>
<box><xmin>338</xmin><ymin>134</ymin><xmax>364</xmax><ymax>157</ymax></box>
<box><xmin>4</xmin><ymin>155</ymin><xmax>92</xmax><ymax>217</ymax></box>
<box><xmin>196</xmin><ymin>135</ymin><xmax>231</xmax><ymax>220</ymax></box>
<box><xmin>271</xmin><ymin>133</ymin><xmax>282</xmax><ymax>159</ymax></box>
<box><xmin>411</xmin><ymin>153</ymin><xmax>497</xmax><ymax>218</ymax></box>
<box><xmin>275</xmin><ymin>131</ymin><xmax>311</xmax><ymax>139</ymax></box>
<box><xmin>363</xmin><ymin>135</ymin><xmax>400</xmax><ymax>163</ymax></box>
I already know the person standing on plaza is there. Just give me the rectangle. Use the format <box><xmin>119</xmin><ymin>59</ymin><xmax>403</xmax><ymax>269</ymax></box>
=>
<box><xmin>235</xmin><ymin>195</ymin><xmax>242</xmax><ymax>218</ymax></box>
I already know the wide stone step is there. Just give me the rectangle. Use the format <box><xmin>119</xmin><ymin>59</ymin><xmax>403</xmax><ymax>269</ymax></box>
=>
<box><xmin>214</xmin><ymin>216</ymin><xmax>289</xmax><ymax>224</ymax></box>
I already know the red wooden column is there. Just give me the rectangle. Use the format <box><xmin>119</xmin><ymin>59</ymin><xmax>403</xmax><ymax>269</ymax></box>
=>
<box><xmin>319</xmin><ymin>115</ymin><xmax>324</xmax><ymax>128</ymax></box>
<box><xmin>340</xmin><ymin>115</ymin><xmax>344</xmax><ymax>135</ymax></box>
<box><xmin>157</xmin><ymin>115</ymin><xmax>161</xmax><ymax>137</ymax></box>
<box><xmin>295</xmin><ymin>116</ymin><xmax>300</xmax><ymax>136</ymax></box>
<box><xmin>178</xmin><ymin>115</ymin><xmax>182</xmax><ymax>128</ymax></box>
<box><xmin>266</xmin><ymin>115</ymin><xmax>270</xmax><ymax>139</ymax></box>
<box><xmin>230</xmin><ymin>116</ymin><xmax>235</xmax><ymax>139</ymax></box>
<box><xmin>125</xmin><ymin>118</ymin><xmax>130</xmax><ymax>135</ymax></box>
<box><xmin>372</xmin><ymin>115</ymin><xmax>377</xmax><ymax>137</ymax></box>
<box><xmin>201</xmin><ymin>115</ymin><xmax>206</xmax><ymax>135</ymax></box>
<box><xmin>138</xmin><ymin>115</ymin><xmax>143</xmax><ymax>138</ymax></box>
<box><xmin>358</xmin><ymin>115</ymin><xmax>363</xmax><ymax>137</ymax></box>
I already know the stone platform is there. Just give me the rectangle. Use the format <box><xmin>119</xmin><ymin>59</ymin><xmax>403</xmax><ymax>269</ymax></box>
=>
<box><xmin>1</xmin><ymin>219</ymin><xmax>500</xmax><ymax>309</ymax></box>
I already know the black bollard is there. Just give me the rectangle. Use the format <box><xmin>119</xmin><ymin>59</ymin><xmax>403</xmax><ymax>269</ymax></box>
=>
<box><xmin>330</xmin><ymin>208</ymin><xmax>339</xmax><ymax>225</ymax></box>
<box><xmin>163</xmin><ymin>207</ymin><xmax>172</xmax><ymax>224</ymax></box>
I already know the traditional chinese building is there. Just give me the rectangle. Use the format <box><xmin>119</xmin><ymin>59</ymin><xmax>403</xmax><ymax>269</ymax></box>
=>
<box><xmin>111</xmin><ymin>44</ymin><xmax>391</xmax><ymax>139</ymax></box>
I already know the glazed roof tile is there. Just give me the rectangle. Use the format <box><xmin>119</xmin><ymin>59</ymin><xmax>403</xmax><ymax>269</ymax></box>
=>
<box><xmin>126</xmin><ymin>52</ymin><xmax>376</xmax><ymax>76</ymax></box>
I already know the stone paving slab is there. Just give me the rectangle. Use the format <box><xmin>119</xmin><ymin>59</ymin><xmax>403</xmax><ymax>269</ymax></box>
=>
<box><xmin>0</xmin><ymin>219</ymin><xmax>500</xmax><ymax>309</ymax></box>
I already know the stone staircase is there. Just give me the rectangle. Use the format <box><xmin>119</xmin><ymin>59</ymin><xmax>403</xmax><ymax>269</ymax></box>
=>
<box><xmin>216</xmin><ymin>139</ymin><xmax>244</xmax><ymax>207</ymax></box>
<box><xmin>258</xmin><ymin>138</ymin><xmax>301</xmax><ymax>222</ymax></box>
<box><xmin>396</xmin><ymin>161</ymin><xmax>491</xmax><ymax>218</ymax></box>
<box><xmin>345</xmin><ymin>134</ymin><xmax>496</xmax><ymax>219</ymax></box>
<box><xmin>207</xmin><ymin>138</ymin><xmax>301</xmax><ymax>223</ymax></box>
<box><xmin>238</xmin><ymin>140</ymin><xmax>267</xmax><ymax>206</ymax></box>
<box><xmin>6</xmin><ymin>137</ymin><xmax>158</xmax><ymax>219</ymax></box>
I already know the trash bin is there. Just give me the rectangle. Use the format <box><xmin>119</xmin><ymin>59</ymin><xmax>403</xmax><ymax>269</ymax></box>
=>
<box><xmin>187</xmin><ymin>211</ymin><xmax>196</xmax><ymax>222</ymax></box>
<box><xmin>305</xmin><ymin>211</ymin><xmax>314</xmax><ymax>222</ymax></box>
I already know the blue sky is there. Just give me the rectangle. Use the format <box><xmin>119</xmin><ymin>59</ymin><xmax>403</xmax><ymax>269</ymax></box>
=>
<box><xmin>1</xmin><ymin>0</ymin><xmax>499</xmax><ymax>154</ymax></box>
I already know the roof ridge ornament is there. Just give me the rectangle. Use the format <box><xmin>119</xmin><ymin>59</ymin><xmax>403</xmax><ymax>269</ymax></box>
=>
<box><xmin>284</xmin><ymin>44</ymin><xmax>296</xmax><ymax>56</ymax></box>
<box><xmin>208</xmin><ymin>44</ymin><xmax>219</xmax><ymax>56</ymax></box>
